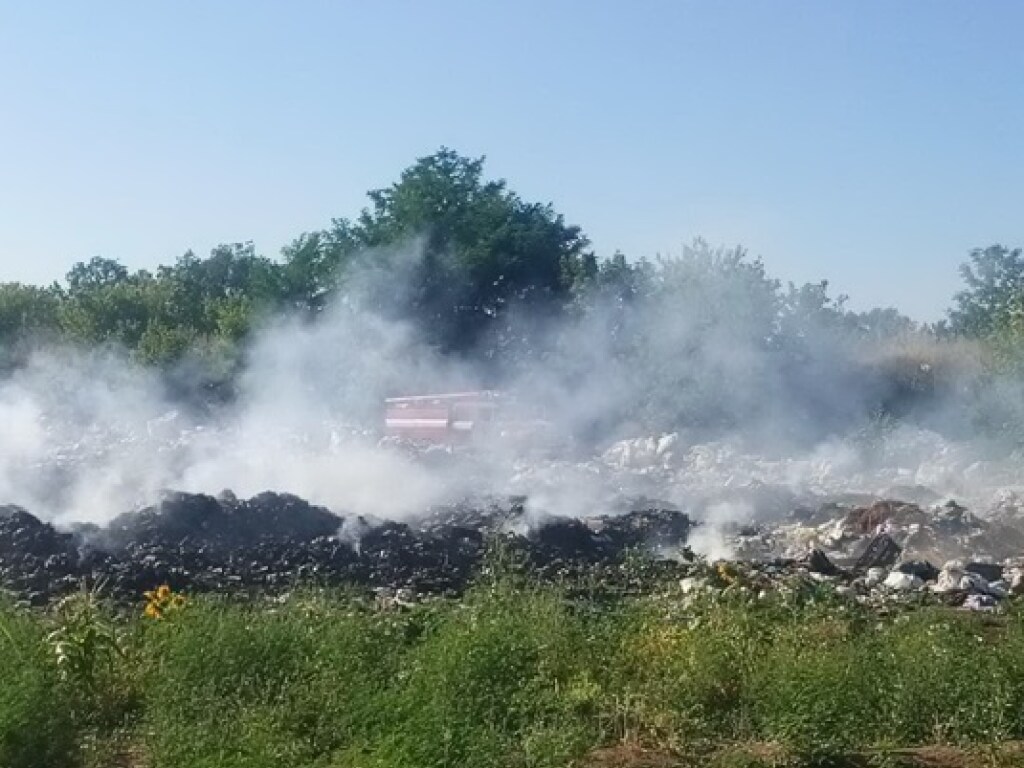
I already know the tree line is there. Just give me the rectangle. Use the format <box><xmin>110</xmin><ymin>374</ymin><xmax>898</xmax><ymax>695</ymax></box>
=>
<box><xmin>0</xmin><ymin>148</ymin><xmax>1019</xmax><ymax>382</ymax></box>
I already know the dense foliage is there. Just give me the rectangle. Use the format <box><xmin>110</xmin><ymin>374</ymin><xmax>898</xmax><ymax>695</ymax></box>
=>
<box><xmin>0</xmin><ymin>148</ymin><xmax>930</xmax><ymax>366</ymax></box>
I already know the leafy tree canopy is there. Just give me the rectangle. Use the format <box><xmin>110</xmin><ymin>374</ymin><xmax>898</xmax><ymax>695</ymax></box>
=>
<box><xmin>949</xmin><ymin>245</ymin><xmax>1024</xmax><ymax>337</ymax></box>
<box><xmin>283</xmin><ymin>148</ymin><xmax>593</xmax><ymax>353</ymax></box>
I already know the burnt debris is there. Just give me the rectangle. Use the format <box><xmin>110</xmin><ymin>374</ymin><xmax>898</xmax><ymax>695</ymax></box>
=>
<box><xmin>4</xmin><ymin>491</ymin><xmax>1024</xmax><ymax>613</ymax></box>
<box><xmin>0</xmin><ymin>492</ymin><xmax>694</xmax><ymax>604</ymax></box>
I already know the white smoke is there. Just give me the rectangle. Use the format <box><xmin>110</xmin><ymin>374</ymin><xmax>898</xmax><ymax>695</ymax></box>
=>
<box><xmin>1</xmin><ymin>240</ymin><xmax>1023</xmax><ymax>534</ymax></box>
<box><xmin>686</xmin><ymin>501</ymin><xmax>756</xmax><ymax>561</ymax></box>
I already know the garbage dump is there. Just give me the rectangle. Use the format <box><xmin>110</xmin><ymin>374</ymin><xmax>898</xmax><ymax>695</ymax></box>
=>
<box><xmin>8</xmin><ymin>391</ymin><xmax>1024</xmax><ymax>612</ymax></box>
<box><xmin>0</xmin><ymin>492</ymin><xmax>695</xmax><ymax>605</ymax></box>
<box><xmin>2</xmin><ymin>482</ymin><xmax>1024</xmax><ymax>613</ymax></box>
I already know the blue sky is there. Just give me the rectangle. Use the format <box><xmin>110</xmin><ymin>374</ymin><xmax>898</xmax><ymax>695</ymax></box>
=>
<box><xmin>1</xmin><ymin>2</ymin><xmax>1021</xmax><ymax>320</ymax></box>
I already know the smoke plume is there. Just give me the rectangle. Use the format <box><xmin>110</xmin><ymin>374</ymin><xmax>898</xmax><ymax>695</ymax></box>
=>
<box><xmin>1</xmin><ymin>240</ymin><xmax>1023</xmax><ymax>547</ymax></box>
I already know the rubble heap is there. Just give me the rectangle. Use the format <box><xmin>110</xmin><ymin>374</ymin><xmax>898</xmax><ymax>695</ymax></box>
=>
<box><xmin>731</xmin><ymin>498</ymin><xmax>1024</xmax><ymax>566</ymax></box>
<box><xmin>0</xmin><ymin>492</ymin><xmax>693</xmax><ymax>605</ymax></box>
<box><xmin>704</xmin><ymin>498</ymin><xmax>1024</xmax><ymax>610</ymax></box>
<box><xmin>2</xmin><ymin>490</ymin><xmax>1024</xmax><ymax>612</ymax></box>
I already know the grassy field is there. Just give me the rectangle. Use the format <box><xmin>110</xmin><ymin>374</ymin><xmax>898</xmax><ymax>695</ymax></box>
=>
<box><xmin>3</xmin><ymin>564</ymin><xmax>1024</xmax><ymax>768</ymax></box>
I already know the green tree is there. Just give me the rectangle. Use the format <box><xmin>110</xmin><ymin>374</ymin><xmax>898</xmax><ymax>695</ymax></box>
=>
<box><xmin>157</xmin><ymin>244</ymin><xmax>283</xmax><ymax>333</ymax></box>
<box><xmin>279</xmin><ymin>227</ymin><xmax>363</xmax><ymax>312</ymax></box>
<box><xmin>64</xmin><ymin>256</ymin><xmax>129</xmax><ymax>295</ymax></box>
<box><xmin>284</xmin><ymin>148</ymin><xmax>592</xmax><ymax>353</ymax></box>
<box><xmin>57</xmin><ymin>271</ymin><xmax>161</xmax><ymax>347</ymax></box>
<box><xmin>844</xmin><ymin>307</ymin><xmax>917</xmax><ymax>340</ymax></box>
<box><xmin>949</xmin><ymin>244</ymin><xmax>1024</xmax><ymax>337</ymax></box>
<box><xmin>0</xmin><ymin>283</ymin><xmax>61</xmax><ymax>338</ymax></box>
<box><xmin>0</xmin><ymin>283</ymin><xmax>62</xmax><ymax>368</ymax></box>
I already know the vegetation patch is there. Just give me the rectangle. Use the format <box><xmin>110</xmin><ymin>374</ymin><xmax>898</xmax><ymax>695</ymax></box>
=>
<box><xmin>2</xmin><ymin>571</ymin><xmax>1024</xmax><ymax>768</ymax></box>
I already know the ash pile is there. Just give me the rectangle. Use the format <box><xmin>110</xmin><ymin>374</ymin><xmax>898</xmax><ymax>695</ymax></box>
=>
<box><xmin>0</xmin><ymin>492</ymin><xmax>693</xmax><ymax>605</ymax></box>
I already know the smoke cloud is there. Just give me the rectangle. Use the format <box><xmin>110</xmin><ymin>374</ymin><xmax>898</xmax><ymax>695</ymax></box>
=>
<box><xmin>2</xmin><ymin>240</ymin><xmax>1024</xmax><ymax>549</ymax></box>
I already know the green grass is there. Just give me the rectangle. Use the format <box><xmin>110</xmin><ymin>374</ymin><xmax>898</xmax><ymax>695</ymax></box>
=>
<box><xmin>3</xmin><ymin>575</ymin><xmax>1024</xmax><ymax>767</ymax></box>
<box><xmin>0</xmin><ymin>601</ymin><xmax>79</xmax><ymax>768</ymax></box>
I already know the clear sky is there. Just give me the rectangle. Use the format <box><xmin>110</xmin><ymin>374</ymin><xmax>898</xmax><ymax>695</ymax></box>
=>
<box><xmin>1</xmin><ymin>2</ymin><xmax>1021</xmax><ymax>320</ymax></box>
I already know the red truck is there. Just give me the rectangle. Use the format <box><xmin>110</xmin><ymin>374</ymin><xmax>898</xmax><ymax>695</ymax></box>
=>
<box><xmin>384</xmin><ymin>391</ymin><xmax>503</xmax><ymax>444</ymax></box>
<box><xmin>383</xmin><ymin>390</ymin><xmax>559</xmax><ymax>450</ymax></box>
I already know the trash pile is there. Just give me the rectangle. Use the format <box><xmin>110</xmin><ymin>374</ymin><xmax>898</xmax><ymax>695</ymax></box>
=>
<box><xmin>6</xmin><ymin>420</ymin><xmax>1024</xmax><ymax>611</ymax></box>
<box><xmin>676</xmin><ymin>546</ymin><xmax>1024</xmax><ymax>613</ymax></box>
<box><xmin>2</xmin><ymin>485</ymin><xmax>1024</xmax><ymax>612</ymax></box>
<box><xmin>731</xmin><ymin>498</ymin><xmax>1024</xmax><ymax>565</ymax></box>
<box><xmin>676</xmin><ymin>498</ymin><xmax>1024</xmax><ymax>611</ymax></box>
<box><xmin>0</xmin><ymin>493</ymin><xmax>694</xmax><ymax>605</ymax></box>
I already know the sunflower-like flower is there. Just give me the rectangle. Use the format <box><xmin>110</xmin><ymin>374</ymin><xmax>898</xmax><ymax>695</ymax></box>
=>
<box><xmin>143</xmin><ymin>584</ymin><xmax>186</xmax><ymax>619</ymax></box>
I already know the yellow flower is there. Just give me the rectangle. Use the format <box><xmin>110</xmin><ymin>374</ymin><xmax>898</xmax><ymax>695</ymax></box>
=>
<box><xmin>143</xmin><ymin>584</ymin><xmax>186</xmax><ymax>619</ymax></box>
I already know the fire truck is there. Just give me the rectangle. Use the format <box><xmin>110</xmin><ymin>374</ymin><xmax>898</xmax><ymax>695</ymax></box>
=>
<box><xmin>384</xmin><ymin>391</ymin><xmax>502</xmax><ymax>444</ymax></box>
<box><xmin>383</xmin><ymin>390</ymin><xmax>557</xmax><ymax>449</ymax></box>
